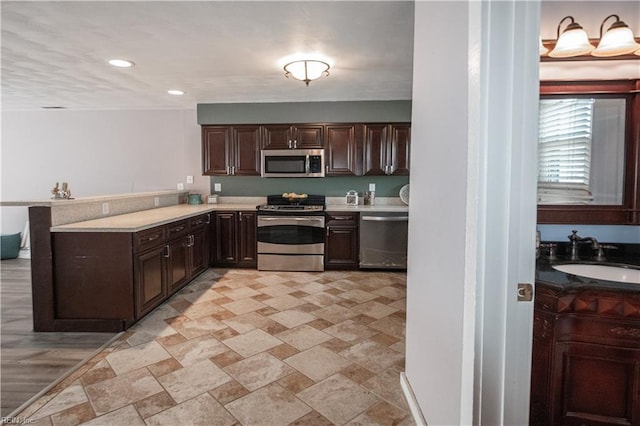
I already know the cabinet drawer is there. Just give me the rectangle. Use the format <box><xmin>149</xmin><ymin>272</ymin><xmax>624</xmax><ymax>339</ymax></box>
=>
<box><xmin>189</xmin><ymin>214</ymin><xmax>210</xmax><ymax>231</ymax></box>
<box><xmin>326</xmin><ymin>212</ymin><xmax>359</xmax><ymax>225</ymax></box>
<box><xmin>166</xmin><ymin>220</ymin><xmax>189</xmax><ymax>239</ymax></box>
<box><xmin>557</xmin><ymin>315</ymin><xmax>640</xmax><ymax>348</ymax></box>
<box><xmin>135</xmin><ymin>226</ymin><xmax>165</xmax><ymax>252</ymax></box>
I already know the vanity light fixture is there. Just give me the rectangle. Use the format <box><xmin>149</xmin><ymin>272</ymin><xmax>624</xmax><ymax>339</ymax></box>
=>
<box><xmin>548</xmin><ymin>16</ymin><xmax>594</xmax><ymax>58</ymax></box>
<box><xmin>539</xmin><ymin>37</ymin><xmax>549</xmax><ymax>55</ymax></box>
<box><xmin>107</xmin><ymin>59</ymin><xmax>135</xmax><ymax>68</ymax></box>
<box><xmin>284</xmin><ymin>60</ymin><xmax>330</xmax><ymax>86</ymax></box>
<box><xmin>592</xmin><ymin>14</ymin><xmax>640</xmax><ymax>57</ymax></box>
<box><xmin>167</xmin><ymin>89</ymin><xmax>185</xmax><ymax>95</ymax></box>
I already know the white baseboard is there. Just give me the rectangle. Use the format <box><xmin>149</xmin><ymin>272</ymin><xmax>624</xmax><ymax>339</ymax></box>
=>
<box><xmin>400</xmin><ymin>372</ymin><xmax>428</xmax><ymax>426</ymax></box>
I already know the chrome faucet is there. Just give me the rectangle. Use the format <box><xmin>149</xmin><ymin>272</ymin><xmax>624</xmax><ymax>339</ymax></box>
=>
<box><xmin>567</xmin><ymin>230</ymin><xmax>601</xmax><ymax>261</ymax></box>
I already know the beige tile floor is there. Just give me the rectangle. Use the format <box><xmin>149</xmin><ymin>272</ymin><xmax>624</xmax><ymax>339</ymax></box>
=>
<box><xmin>14</xmin><ymin>268</ymin><xmax>414</xmax><ymax>426</ymax></box>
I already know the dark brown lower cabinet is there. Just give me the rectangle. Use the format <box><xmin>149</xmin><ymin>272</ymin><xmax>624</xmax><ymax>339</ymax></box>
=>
<box><xmin>135</xmin><ymin>244</ymin><xmax>168</xmax><ymax>317</ymax></box>
<box><xmin>52</xmin><ymin>214</ymin><xmax>211</xmax><ymax>331</ymax></box>
<box><xmin>325</xmin><ymin>212</ymin><xmax>359</xmax><ymax>269</ymax></box>
<box><xmin>213</xmin><ymin>211</ymin><xmax>256</xmax><ymax>267</ymax></box>
<box><xmin>530</xmin><ymin>283</ymin><xmax>640</xmax><ymax>426</ymax></box>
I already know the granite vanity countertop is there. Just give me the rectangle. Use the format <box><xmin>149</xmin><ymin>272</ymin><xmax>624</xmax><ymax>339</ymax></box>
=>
<box><xmin>536</xmin><ymin>245</ymin><xmax>640</xmax><ymax>294</ymax></box>
<box><xmin>50</xmin><ymin>203</ymin><xmax>259</xmax><ymax>233</ymax></box>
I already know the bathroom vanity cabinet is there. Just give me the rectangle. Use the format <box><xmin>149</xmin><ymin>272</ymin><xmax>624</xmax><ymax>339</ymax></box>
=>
<box><xmin>530</xmin><ymin>280</ymin><xmax>640</xmax><ymax>425</ymax></box>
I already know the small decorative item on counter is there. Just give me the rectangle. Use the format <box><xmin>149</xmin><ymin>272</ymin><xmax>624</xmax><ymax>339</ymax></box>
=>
<box><xmin>345</xmin><ymin>190</ymin><xmax>358</xmax><ymax>206</ymax></box>
<box><xmin>363</xmin><ymin>191</ymin><xmax>375</xmax><ymax>206</ymax></box>
<box><xmin>207</xmin><ymin>194</ymin><xmax>218</xmax><ymax>204</ymax></box>
<box><xmin>188</xmin><ymin>193</ymin><xmax>202</xmax><ymax>205</ymax></box>
<box><xmin>51</xmin><ymin>181</ymin><xmax>72</xmax><ymax>199</ymax></box>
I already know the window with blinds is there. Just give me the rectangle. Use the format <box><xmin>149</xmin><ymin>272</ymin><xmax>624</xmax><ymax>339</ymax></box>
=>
<box><xmin>537</xmin><ymin>98</ymin><xmax>595</xmax><ymax>205</ymax></box>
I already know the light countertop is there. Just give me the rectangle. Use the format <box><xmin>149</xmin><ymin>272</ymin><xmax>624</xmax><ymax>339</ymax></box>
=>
<box><xmin>50</xmin><ymin>201</ymin><xmax>409</xmax><ymax>233</ymax></box>
<box><xmin>50</xmin><ymin>203</ymin><xmax>258</xmax><ymax>233</ymax></box>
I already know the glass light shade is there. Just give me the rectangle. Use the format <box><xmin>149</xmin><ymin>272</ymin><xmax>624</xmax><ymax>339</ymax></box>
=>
<box><xmin>592</xmin><ymin>26</ymin><xmax>640</xmax><ymax>57</ymax></box>
<box><xmin>284</xmin><ymin>60</ymin><xmax>330</xmax><ymax>85</ymax></box>
<box><xmin>539</xmin><ymin>37</ymin><xmax>549</xmax><ymax>55</ymax></box>
<box><xmin>549</xmin><ymin>27</ymin><xmax>594</xmax><ymax>58</ymax></box>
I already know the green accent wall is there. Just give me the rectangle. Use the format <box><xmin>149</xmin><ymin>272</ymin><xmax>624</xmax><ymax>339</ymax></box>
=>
<box><xmin>197</xmin><ymin>100</ymin><xmax>411</xmax><ymax>124</ymax></box>
<box><xmin>209</xmin><ymin>175</ymin><xmax>409</xmax><ymax>197</ymax></box>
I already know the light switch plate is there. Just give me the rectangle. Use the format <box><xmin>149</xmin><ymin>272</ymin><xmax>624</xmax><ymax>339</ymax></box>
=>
<box><xmin>154</xmin><ymin>197</ymin><xmax>160</xmax><ymax>207</ymax></box>
<box><xmin>187</xmin><ymin>175</ymin><xmax>194</xmax><ymax>184</ymax></box>
<box><xmin>177</xmin><ymin>183</ymin><xmax>184</xmax><ymax>190</ymax></box>
<box><xmin>214</xmin><ymin>183</ymin><xmax>222</xmax><ymax>192</ymax></box>
<box><xmin>369</xmin><ymin>183</ymin><xmax>376</xmax><ymax>191</ymax></box>
<box><xmin>102</xmin><ymin>202</ymin><xmax>109</xmax><ymax>215</ymax></box>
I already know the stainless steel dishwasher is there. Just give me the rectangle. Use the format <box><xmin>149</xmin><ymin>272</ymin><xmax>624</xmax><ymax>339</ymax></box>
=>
<box><xmin>359</xmin><ymin>212</ymin><xmax>409</xmax><ymax>269</ymax></box>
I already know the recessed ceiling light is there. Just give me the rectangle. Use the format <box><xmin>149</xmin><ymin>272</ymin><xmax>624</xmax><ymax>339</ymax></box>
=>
<box><xmin>167</xmin><ymin>90</ymin><xmax>185</xmax><ymax>96</ymax></box>
<box><xmin>108</xmin><ymin>59</ymin><xmax>135</xmax><ymax>68</ymax></box>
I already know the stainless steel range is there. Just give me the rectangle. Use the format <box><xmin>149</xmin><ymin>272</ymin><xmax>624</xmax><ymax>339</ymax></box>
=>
<box><xmin>256</xmin><ymin>195</ymin><xmax>325</xmax><ymax>271</ymax></box>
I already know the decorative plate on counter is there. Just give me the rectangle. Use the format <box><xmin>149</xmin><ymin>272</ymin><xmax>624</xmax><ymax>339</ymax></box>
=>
<box><xmin>399</xmin><ymin>184</ymin><xmax>409</xmax><ymax>205</ymax></box>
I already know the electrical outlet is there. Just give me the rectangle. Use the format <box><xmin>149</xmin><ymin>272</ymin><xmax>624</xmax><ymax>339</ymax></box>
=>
<box><xmin>214</xmin><ymin>183</ymin><xmax>222</xmax><ymax>192</ymax></box>
<box><xmin>177</xmin><ymin>183</ymin><xmax>184</xmax><ymax>190</ymax></box>
<box><xmin>187</xmin><ymin>175</ymin><xmax>194</xmax><ymax>184</ymax></box>
<box><xmin>154</xmin><ymin>197</ymin><xmax>160</xmax><ymax>207</ymax></box>
<box><xmin>369</xmin><ymin>183</ymin><xmax>376</xmax><ymax>191</ymax></box>
<box><xmin>102</xmin><ymin>202</ymin><xmax>109</xmax><ymax>215</ymax></box>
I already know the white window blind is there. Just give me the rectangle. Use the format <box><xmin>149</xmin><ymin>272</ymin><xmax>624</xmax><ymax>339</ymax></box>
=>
<box><xmin>537</xmin><ymin>98</ymin><xmax>594</xmax><ymax>205</ymax></box>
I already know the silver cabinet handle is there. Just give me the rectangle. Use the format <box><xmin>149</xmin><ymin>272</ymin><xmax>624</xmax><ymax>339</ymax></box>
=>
<box><xmin>164</xmin><ymin>245</ymin><xmax>171</xmax><ymax>258</ymax></box>
<box><xmin>288</xmin><ymin>140</ymin><xmax>292</xmax><ymax>149</ymax></box>
<box><xmin>361</xmin><ymin>216</ymin><xmax>409</xmax><ymax>222</ymax></box>
<box><xmin>239</xmin><ymin>212</ymin><xmax>242</xmax><ymax>222</ymax></box>
<box><xmin>259</xmin><ymin>217</ymin><xmax>324</xmax><ymax>222</ymax></box>
<box><xmin>294</xmin><ymin>140</ymin><xmax>298</xmax><ymax>149</ymax></box>
<box><xmin>206</xmin><ymin>213</ymin><xmax>211</xmax><ymax>224</ymax></box>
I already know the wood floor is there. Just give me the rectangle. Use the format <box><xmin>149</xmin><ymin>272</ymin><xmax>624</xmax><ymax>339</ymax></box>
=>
<box><xmin>0</xmin><ymin>258</ymin><xmax>117</xmax><ymax>417</ymax></box>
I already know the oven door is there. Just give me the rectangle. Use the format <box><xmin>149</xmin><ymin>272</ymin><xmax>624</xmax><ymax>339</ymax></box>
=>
<box><xmin>257</xmin><ymin>215</ymin><xmax>325</xmax><ymax>271</ymax></box>
<box><xmin>257</xmin><ymin>215</ymin><xmax>325</xmax><ymax>254</ymax></box>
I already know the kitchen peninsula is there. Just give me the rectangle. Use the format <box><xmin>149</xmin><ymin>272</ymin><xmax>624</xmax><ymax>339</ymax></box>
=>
<box><xmin>24</xmin><ymin>190</ymin><xmax>408</xmax><ymax>332</ymax></box>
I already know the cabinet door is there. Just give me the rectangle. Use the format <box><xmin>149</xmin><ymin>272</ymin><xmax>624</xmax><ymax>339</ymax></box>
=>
<box><xmin>362</xmin><ymin>124</ymin><xmax>388</xmax><ymax>175</ymax></box>
<box><xmin>325</xmin><ymin>226</ymin><xmax>359</xmax><ymax>269</ymax></box>
<box><xmin>552</xmin><ymin>342</ymin><xmax>640</xmax><ymax>426</ymax></box>
<box><xmin>232</xmin><ymin>126</ymin><xmax>261</xmax><ymax>176</ymax></box>
<box><xmin>262</xmin><ymin>125</ymin><xmax>293</xmax><ymax>149</ymax></box>
<box><xmin>293</xmin><ymin>124</ymin><xmax>324</xmax><ymax>148</ymax></box>
<box><xmin>190</xmin><ymin>229</ymin><xmax>209</xmax><ymax>277</ymax></box>
<box><xmin>238</xmin><ymin>211</ymin><xmax>257</xmax><ymax>266</ymax></box>
<box><xmin>215</xmin><ymin>212</ymin><xmax>238</xmax><ymax>265</ymax></box>
<box><xmin>326</xmin><ymin>124</ymin><xmax>360</xmax><ymax>176</ymax></box>
<box><xmin>134</xmin><ymin>245</ymin><xmax>167</xmax><ymax>317</ymax></box>
<box><xmin>389</xmin><ymin>124</ymin><xmax>410</xmax><ymax>176</ymax></box>
<box><xmin>167</xmin><ymin>237</ymin><xmax>189</xmax><ymax>294</ymax></box>
<box><xmin>202</xmin><ymin>126</ymin><xmax>231</xmax><ymax>175</ymax></box>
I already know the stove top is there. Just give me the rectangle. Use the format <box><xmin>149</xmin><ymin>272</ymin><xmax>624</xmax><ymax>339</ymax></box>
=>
<box><xmin>257</xmin><ymin>194</ymin><xmax>326</xmax><ymax>213</ymax></box>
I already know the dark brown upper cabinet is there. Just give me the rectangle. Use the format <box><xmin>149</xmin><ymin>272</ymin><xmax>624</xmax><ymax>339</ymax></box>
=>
<box><xmin>202</xmin><ymin>125</ymin><xmax>261</xmax><ymax>176</ymax></box>
<box><xmin>325</xmin><ymin>124</ymin><xmax>361</xmax><ymax>176</ymax></box>
<box><xmin>536</xmin><ymin>80</ymin><xmax>640</xmax><ymax>225</ymax></box>
<box><xmin>362</xmin><ymin>123</ymin><xmax>411</xmax><ymax>176</ymax></box>
<box><xmin>262</xmin><ymin>124</ymin><xmax>324</xmax><ymax>149</ymax></box>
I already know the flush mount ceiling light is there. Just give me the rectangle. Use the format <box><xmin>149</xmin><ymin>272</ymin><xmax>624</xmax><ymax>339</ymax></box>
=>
<box><xmin>107</xmin><ymin>59</ymin><xmax>135</xmax><ymax>68</ymax></box>
<box><xmin>283</xmin><ymin>60</ymin><xmax>330</xmax><ymax>86</ymax></box>
<box><xmin>548</xmin><ymin>16</ymin><xmax>594</xmax><ymax>58</ymax></box>
<box><xmin>167</xmin><ymin>89</ymin><xmax>185</xmax><ymax>96</ymax></box>
<box><xmin>592</xmin><ymin>14</ymin><xmax>640</xmax><ymax>57</ymax></box>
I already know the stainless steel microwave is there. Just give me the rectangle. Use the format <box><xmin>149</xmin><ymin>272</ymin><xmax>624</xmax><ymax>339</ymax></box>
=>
<box><xmin>261</xmin><ymin>149</ymin><xmax>325</xmax><ymax>178</ymax></box>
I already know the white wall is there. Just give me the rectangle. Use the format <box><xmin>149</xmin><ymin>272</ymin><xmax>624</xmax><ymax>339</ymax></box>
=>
<box><xmin>405</xmin><ymin>2</ymin><xmax>472</xmax><ymax>424</ymax></box>
<box><xmin>406</xmin><ymin>1</ymin><xmax>539</xmax><ymax>424</ymax></box>
<box><xmin>0</xmin><ymin>108</ymin><xmax>207</xmax><ymax>233</ymax></box>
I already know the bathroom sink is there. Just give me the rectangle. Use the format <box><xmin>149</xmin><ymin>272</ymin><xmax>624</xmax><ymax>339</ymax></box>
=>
<box><xmin>553</xmin><ymin>263</ymin><xmax>640</xmax><ymax>284</ymax></box>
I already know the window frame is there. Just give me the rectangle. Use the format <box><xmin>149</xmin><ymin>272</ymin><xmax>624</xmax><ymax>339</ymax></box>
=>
<box><xmin>536</xmin><ymin>80</ymin><xmax>640</xmax><ymax>225</ymax></box>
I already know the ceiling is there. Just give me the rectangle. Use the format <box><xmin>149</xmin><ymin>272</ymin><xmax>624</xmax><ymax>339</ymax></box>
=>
<box><xmin>0</xmin><ymin>1</ymin><xmax>415</xmax><ymax>110</ymax></box>
<box><xmin>2</xmin><ymin>1</ymin><xmax>638</xmax><ymax>111</ymax></box>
